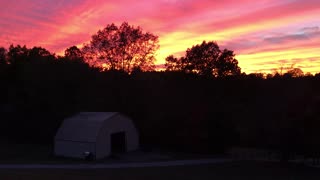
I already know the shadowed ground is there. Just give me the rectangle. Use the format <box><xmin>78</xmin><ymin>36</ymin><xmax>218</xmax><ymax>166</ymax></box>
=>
<box><xmin>0</xmin><ymin>161</ymin><xmax>320</xmax><ymax>180</ymax></box>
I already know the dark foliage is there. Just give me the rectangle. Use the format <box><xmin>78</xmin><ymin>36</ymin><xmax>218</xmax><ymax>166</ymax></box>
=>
<box><xmin>0</xmin><ymin>44</ymin><xmax>320</xmax><ymax>160</ymax></box>
<box><xmin>165</xmin><ymin>41</ymin><xmax>241</xmax><ymax>77</ymax></box>
<box><xmin>82</xmin><ymin>22</ymin><xmax>159</xmax><ymax>72</ymax></box>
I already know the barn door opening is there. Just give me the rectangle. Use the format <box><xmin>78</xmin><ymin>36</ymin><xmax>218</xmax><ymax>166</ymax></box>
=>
<box><xmin>111</xmin><ymin>132</ymin><xmax>126</xmax><ymax>154</ymax></box>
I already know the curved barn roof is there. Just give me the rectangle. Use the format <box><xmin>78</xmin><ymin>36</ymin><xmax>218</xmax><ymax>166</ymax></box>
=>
<box><xmin>55</xmin><ymin>112</ymin><xmax>120</xmax><ymax>142</ymax></box>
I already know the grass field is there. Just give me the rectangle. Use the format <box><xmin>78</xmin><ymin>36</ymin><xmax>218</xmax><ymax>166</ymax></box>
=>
<box><xmin>1</xmin><ymin>143</ymin><xmax>320</xmax><ymax>179</ymax></box>
<box><xmin>0</xmin><ymin>143</ymin><xmax>218</xmax><ymax>164</ymax></box>
<box><xmin>0</xmin><ymin>161</ymin><xmax>320</xmax><ymax>180</ymax></box>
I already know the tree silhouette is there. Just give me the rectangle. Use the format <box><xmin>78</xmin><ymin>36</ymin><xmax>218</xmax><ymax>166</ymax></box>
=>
<box><xmin>64</xmin><ymin>46</ymin><xmax>84</xmax><ymax>62</ymax></box>
<box><xmin>165</xmin><ymin>55</ymin><xmax>182</xmax><ymax>72</ymax></box>
<box><xmin>272</xmin><ymin>64</ymin><xmax>306</xmax><ymax>78</ymax></box>
<box><xmin>285</xmin><ymin>68</ymin><xmax>304</xmax><ymax>78</ymax></box>
<box><xmin>0</xmin><ymin>47</ymin><xmax>7</xmax><ymax>65</ymax></box>
<box><xmin>214</xmin><ymin>49</ymin><xmax>241</xmax><ymax>77</ymax></box>
<box><xmin>247</xmin><ymin>73</ymin><xmax>264</xmax><ymax>79</ymax></box>
<box><xmin>28</xmin><ymin>47</ymin><xmax>55</xmax><ymax>62</ymax></box>
<box><xmin>165</xmin><ymin>41</ymin><xmax>241</xmax><ymax>77</ymax></box>
<box><xmin>7</xmin><ymin>45</ymin><xmax>29</xmax><ymax>64</ymax></box>
<box><xmin>82</xmin><ymin>22</ymin><xmax>159</xmax><ymax>72</ymax></box>
<box><xmin>7</xmin><ymin>45</ymin><xmax>55</xmax><ymax>65</ymax></box>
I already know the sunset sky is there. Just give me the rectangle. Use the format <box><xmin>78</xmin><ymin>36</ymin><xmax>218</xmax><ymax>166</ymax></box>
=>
<box><xmin>0</xmin><ymin>0</ymin><xmax>320</xmax><ymax>74</ymax></box>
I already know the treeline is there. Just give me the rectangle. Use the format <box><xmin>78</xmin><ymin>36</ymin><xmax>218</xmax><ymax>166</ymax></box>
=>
<box><xmin>1</xmin><ymin>46</ymin><xmax>320</xmax><ymax>158</ymax></box>
<box><xmin>1</xmin><ymin>21</ymin><xmax>320</xmax><ymax>158</ymax></box>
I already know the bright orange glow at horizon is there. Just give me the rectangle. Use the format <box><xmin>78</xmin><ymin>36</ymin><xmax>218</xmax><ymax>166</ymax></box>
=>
<box><xmin>1</xmin><ymin>0</ymin><xmax>320</xmax><ymax>74</ymax></box>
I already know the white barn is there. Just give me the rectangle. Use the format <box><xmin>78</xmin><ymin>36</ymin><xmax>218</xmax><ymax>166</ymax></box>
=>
<box><xmin>54</xmin><ymin>112</ymin><xmax>139</xmax><ymax>160</ymax></box>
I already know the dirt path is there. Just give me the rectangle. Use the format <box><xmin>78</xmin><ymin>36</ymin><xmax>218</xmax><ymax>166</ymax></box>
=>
<box><xmin>0</xmin><ymin>158</ymin><xmax>232</xmax><ymax>169</ymax></box>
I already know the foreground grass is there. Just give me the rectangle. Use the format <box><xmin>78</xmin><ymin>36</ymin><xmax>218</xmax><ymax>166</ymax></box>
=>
<box><xmin>0</xmin><ymin>143</ymin><xmax>217</xmax><ymax>164</ymax></box>
<box><xmin>0</xmin><ymin>162</ymin><xmax>320</xmax><ymax>180</ymax></box>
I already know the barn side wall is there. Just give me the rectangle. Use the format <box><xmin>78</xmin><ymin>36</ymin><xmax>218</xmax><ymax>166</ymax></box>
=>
<box><xmin>54</xmin><ymin>140</ymin><xmax>95</xmax><ymax>159</ymax></box>
<box><xmin>96</xmin><ymin>132</ymin><xmax>110</xmax><ymax>159</ymax></box>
